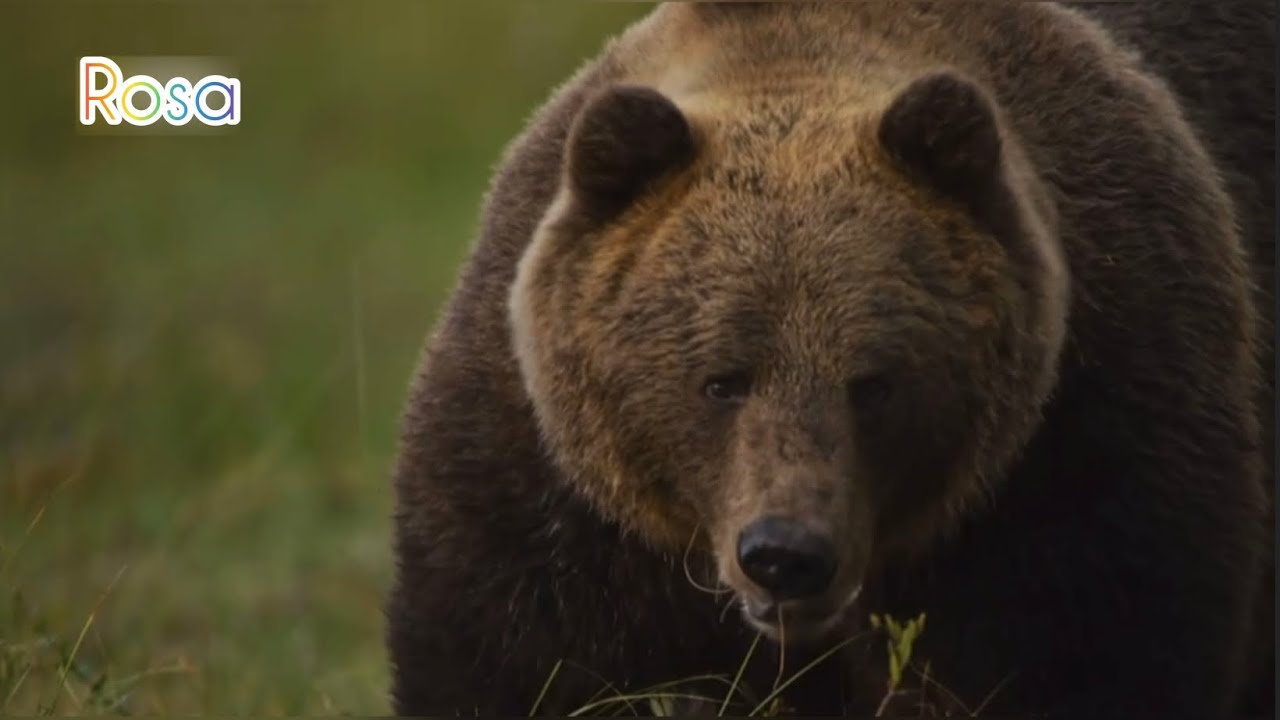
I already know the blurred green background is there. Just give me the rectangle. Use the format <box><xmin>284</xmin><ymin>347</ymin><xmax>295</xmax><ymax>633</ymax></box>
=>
<box><xmin>0</xmin><ymin>3</ymin><xmax>649</xmax><ymax>714</ymax></box>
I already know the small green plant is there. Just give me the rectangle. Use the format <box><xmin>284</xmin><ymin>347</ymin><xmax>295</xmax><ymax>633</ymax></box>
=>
<box><xmin>869</xmin><ymin>612</ymin><xmax>927</xmax><ymax>694</ymax></box>
<box><xmin>869</xmin><ymin>612</ymin><xmax>927</xmax><ymax>717</ymax></box>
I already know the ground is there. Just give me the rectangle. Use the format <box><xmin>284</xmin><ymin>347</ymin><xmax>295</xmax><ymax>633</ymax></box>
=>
<box><xmin>0</xmin><ymin>3</ymin><xmax>647</xmax><ymax>714</ymax></box>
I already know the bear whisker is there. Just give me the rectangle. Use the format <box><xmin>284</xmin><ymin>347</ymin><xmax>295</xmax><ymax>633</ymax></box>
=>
<box><xmin>682</xmin><ymin>523</ymin><xmax>732</xmax><ymax>597</ymax></box>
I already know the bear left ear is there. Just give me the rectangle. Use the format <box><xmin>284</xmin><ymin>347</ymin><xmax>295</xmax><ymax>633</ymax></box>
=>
<box><xmin>565</xmin><ymin>84</ymin><xmax>697</xmax><ymax>222</ymax></box>
<box><xmin>877</xmin><ymin>71</ymin><xmax>1004</xmax><ymax>213</ymax></box>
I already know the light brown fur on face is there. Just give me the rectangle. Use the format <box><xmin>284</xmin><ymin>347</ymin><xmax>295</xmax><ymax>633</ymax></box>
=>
<box><xmin>510</xmin><ymin>6</ymin><xmax>1068</xmax><ymax>638</ymax></box>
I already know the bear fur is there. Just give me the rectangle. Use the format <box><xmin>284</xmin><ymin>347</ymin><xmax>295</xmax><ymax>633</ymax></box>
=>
<box><xmin>387</xmin><ymin>3</ymin><xmax>1274</xmax><ymax>717</ymax></box>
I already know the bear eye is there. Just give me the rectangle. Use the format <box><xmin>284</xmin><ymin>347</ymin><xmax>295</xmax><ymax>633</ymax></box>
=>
<box><xmin>847</xmin><ymin>373</ymin><xmax>893</xmax><ymax>410</ymax></box>
<box><xmin>703</xmin><ymin>372</ymin><xmax>752</xmax><ymax>405</ymax></box>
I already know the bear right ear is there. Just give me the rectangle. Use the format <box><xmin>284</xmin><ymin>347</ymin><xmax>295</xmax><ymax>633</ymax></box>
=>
<box><xmin>565</xmin><ymin>84</ymin><xmax>697</xmax><ymax>222</ymax></box>
<box><xmin>877</xmin><ymin>71</ymin><xmax>1004</xmax><ymax>221</ymax></box>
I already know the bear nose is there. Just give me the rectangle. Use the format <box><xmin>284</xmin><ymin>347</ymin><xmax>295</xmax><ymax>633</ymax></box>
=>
<box><xmin>736</xmin><ymin>516</ymin><xmax>836</xmax><ymax>601</ymax></box>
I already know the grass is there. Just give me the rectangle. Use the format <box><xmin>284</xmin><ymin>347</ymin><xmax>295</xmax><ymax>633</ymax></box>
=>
<box><xmin>540</xmin><ymin>618</ymin><xmax>944</xmax><ymax>717</ymax></box>
<box><xmin>0</xmin><ymin>2</ymin><xmax>648</xmax><ymax>714</ymax></box>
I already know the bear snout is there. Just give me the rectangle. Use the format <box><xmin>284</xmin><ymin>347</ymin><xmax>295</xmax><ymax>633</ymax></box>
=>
<box><xmin>735</xmin><ymin>515</ymin><xmax>836</xmax><ymax>601</ymax></box>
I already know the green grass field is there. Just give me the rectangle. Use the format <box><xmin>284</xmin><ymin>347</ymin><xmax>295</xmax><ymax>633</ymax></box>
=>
<box><xmin>0</xmin><ymin>3</ymin><xmax>649</xmax><ymax>714</ymax></box>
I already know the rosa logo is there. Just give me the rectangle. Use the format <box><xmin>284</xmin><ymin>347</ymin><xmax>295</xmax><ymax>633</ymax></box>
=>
<box><xmin>79</xmin><ymin>56</ymin><xmax>240</xmax><ymax>127</ymax></box>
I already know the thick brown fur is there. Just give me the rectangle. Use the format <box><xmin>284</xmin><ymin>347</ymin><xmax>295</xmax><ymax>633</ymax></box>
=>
<box><xmin>388</xmin><ymin>3</ymin><xmax>1274</xmax><ymax>717</ymax></box>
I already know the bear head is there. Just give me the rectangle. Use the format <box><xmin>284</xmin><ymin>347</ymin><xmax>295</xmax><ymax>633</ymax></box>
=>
<box><xmin>509</xmin><ymin>70</ymin><xmax>1068</xmax><ymax>644</ymax></box>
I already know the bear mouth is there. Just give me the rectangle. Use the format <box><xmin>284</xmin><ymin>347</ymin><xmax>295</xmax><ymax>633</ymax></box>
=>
<box><xmin>738</xmin><ymin>583</ymin><xmax>863</xmax><ymax>645</ymax></box>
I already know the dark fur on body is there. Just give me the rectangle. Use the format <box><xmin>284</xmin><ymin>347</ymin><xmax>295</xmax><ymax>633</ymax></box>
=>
<box><xmin>388</xmin><ymin>3</ymin><xmax>1274</xmax><ymax>717</ymax></box>
<box><xmin>1063</xmin><ymin>4</ymin><xmax>1276</xmax><ymax>712</ymax></box>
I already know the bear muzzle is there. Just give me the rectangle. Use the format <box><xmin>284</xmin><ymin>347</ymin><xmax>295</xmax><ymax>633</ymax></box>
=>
<box><xmin>729</xmin><ymin>514</ymin><xmax>867</xmax><ymax>645</ymax></box>
<box><xmin>736</xmin><ymin>515</ymin><xmax>837</xmax><ymax>599</ymax></box>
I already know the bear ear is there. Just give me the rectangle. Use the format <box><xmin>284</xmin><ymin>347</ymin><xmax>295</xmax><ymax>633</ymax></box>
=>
<box><xmin>565</xmin><ymin>84</ymin><xmax>697</xmax><ymax>222</ymax></box>
<box><xmin>877</xmin><ymin>71</ymin><xmax>1003</xmax><ymax>211</ymax></box>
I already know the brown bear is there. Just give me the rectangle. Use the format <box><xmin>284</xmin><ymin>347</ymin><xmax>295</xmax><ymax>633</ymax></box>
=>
<box><xmin>387</xmin><ymin>3</ymin><xmax>1274</xmax><ymax>717</ymax></box>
